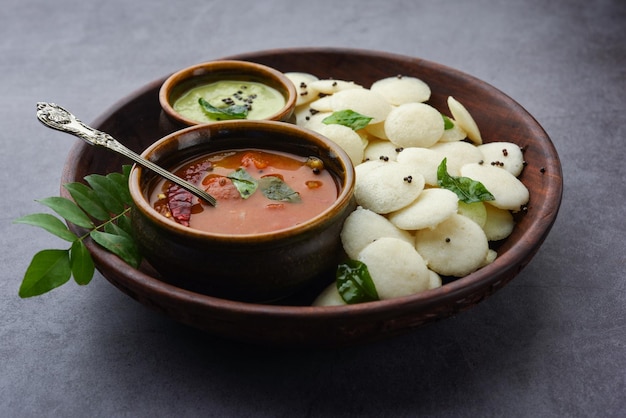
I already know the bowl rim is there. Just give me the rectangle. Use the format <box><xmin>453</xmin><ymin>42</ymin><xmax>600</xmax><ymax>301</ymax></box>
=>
<box><xmin>128</xmin><ymin>119</ymin><xmax>356</xmax><ymax>242</ymax></box>
<box><xmin>158</xmin><ymin>60</ymin><xmax>298</xmax><ymax>127</ymax></box>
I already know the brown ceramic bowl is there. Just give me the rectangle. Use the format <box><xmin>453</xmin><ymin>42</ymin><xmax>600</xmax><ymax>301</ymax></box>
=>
<box><xmin>159</xmin><ymin>60</ymin><xmax>297</xmax><ymax>129</ymax></box>
<box><xmin>128</xmin><ymin>120</ymin><xmax>356</xmax><ymax>302</ymax></box>
<box><xmin>60</xmin><ymin>48</ymin><xmax>562</xmax><ymax>347</ymax></box>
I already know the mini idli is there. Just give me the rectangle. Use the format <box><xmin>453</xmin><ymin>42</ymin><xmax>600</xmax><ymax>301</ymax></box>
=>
<box><xmin>384</xmin><ymin>102</ymin><xmax>444</xmax><ymax>148</ymax></box>
<box><xmin>478</xmin><ymin>141</ymin><xmax>525</xmax><ymax>177</ymax></box>
<box><xmin>312</xmin><ymin>282</ymin><xmax>346</xmax><ymax>306</ymax></box>
<box><xmin>396</xmin><ymin>147</ymin><xmax>445</xmax><ymax>186</ymax></box>
<box><xmin>447</xmin><ymin>96</ymin><xmax>482</xmax><ymax>144</ymax></box>
<box><xmin>285</xmin><ymin>72</ymin><xmax>319</xmax><ymax>106</ymax></box>
<box><xmin>415</xmin><ymin>213</ymin><xmax>489</xmax><ymax>277</ymax></box>
<box><xmin>340</xmin><ymin>206</ymin><xmax>414</xmax><ymax>259</ymax></box>
<box><xmin>318</xmin><ymin>123</ymin><xmax>366</xmax><ymax>165</ymax></box>
<box><xmin>460</xmin><ymin>163</ymin><xmax>529</xmax><ymax>211</ymax></box>
<box><xmin>363</xmin><ymin>138</ymin><xmax>401</xmax><ymax>162</ymax></box>
<box><xmin>370</xmin><ymin>75</ymin><xmax>431</xmax><ymax>105</ymax></box>
<box><xmin>328</xmin><ymin>88</ymin><xmax>392</xmax><ymax>124</ymax></box>
<box><xmin>482</xmin><ymin>203</ymin><xmax>516</xmax><ymax>241</ymax></box>
<box><xmin>358</xmin><ymin>237</ymin><xmax>430</xmax><ymax>299</ymax></box>
<box><xmin>388</xmin><ymin>188</ymin><xmax>459</xmax><ymax>230</ymax></box>
<box><xmin>354</xmin><ymin>161</ymin><xmax>425</xmax><ymax>214</ymax></box>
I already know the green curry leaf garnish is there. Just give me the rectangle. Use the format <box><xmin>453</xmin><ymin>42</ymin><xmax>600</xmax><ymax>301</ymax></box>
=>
<box><xmin>336</xmin><ymin>260</ymin><xmax>379</xmax><ymax>304</ymax></box>
<box><xmin>437</xmin><ymin>158</ymin><xmax>495</xmax><ymax>204</ymax></box>
<box><xmin>228</xmin><ymin>169</ymin><xmax>301</xmax><ymax>202</ymax></box>
<box><xmin>198</xmin><ymin>97</ymin><xmax>249</xmax><ymax>120</ymax></box>
<box><xmin>322</xmin><ymin>109</ymin><xmax>373</xmax><ymax>131</ymax></box>
<box><xmin>14</xmin><ymin>166</ymin><xmax>140</xmax><ymax>298</ymax></box>
<box><xmin>227</xmin><ymin>168</ymin><xmax>258</xmax><ymax>199</ymax></box>
<box><xmin>259</xmin><ymin>176</ymin><xmax>301</xmax><ymax>203</ymax></box>
<box><xmin>442</xmin><ymin>114</ymin><xmax>455</xmax><ymax>130</ymax></box>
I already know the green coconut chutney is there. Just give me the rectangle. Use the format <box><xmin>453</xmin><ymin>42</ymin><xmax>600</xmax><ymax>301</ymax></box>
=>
<box><xmin>173</xmin><ymin>80</ymin><xmax>286</xmax><ymax>123</ymax></box>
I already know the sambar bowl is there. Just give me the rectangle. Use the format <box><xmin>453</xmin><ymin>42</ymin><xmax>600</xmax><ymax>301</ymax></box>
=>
<box><xmin>129</xmin><ymin>120</ymin><xmax>356</xmax><ymax>302</ymax></box>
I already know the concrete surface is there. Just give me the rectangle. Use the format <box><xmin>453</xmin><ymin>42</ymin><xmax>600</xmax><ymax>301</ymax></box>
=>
<box><xmin>1</xmin><ymin>0</ymin><xmax>624</xmax><ymax>416</ymax></box>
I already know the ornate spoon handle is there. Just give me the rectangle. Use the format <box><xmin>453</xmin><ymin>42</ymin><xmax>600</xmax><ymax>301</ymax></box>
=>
<box><xmin>36</xmin><ymin>102</ymin><xmax>217</xmax><ymax>206</ymax></box>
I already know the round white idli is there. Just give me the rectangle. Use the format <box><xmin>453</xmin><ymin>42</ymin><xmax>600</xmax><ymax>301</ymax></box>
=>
<box><xmin>388</xmin><ymin>188</ymin><xmax>459</xmax><ymax>230</ymax></box>
<box><xmin>460</xmin><ymin>163</ymin><xmax>529</xmax><ymax>211</ymax></box>
<box><xmin>364</xmin><ymin>121</ymin><xmax>389</xmax><ymax>140</ymax></box>
<box><xmin>354</xmin><ymin>159</ymin><xmax>388</xmax><ymax>179</ymax></box>
<box><xmin>427</xmin><ymin>269</ymin><xmax>442</xmax><ymax>289</ymax></box>
<box><xmin>307</xmin><ymin>79</ymin><xmax>363</xmax><ymax>95</ymax></box>
<box><xmin>340</xmin><ymin>206</ymin><xmax>414</xmax><ymax>259</ymax></box>
<box><xmin>318</xmin><ymin>123</ymin><xmax>366</xmax><ymax>165</ymax></box>
<box><xmin>301</xmin><ymin>110</ymin><xmax>333</xmax><ymax>132</ymax></box>
<box><xmin>309</xmin><ymin>95</ymin><xmax>334</xmax><ymax>112</ymax></box>
<box><xmin>358</xmin><ymin>237</ymin><xmax>430</xmax><ymax>299</ymax></box>
<box><xmin>328</xmin><ymin>88</ymin><xmax>392</xmax><ymax>124</ymax></box>
<box><xmin>370</xmin><ymin>75</ymin><xmax>431</xmax><ymax>105</ymax></box>
<box><xmin>482</xmin><ymin>203</ymin><xmax>515</xmax><ymax>241</ymax></box>
<box><xmin>354</xmin><ymin>161</ymin><xmax>425</xmax><ymax>214</ymax></box>
<box><xmin>415</xmin><ymin>213</ymin><xmax>489</xmax><ymax>277</ymax></box>
<box><xmin>294</xmin><ymin>105</ymin><xmax>318</xmax><ymax>126</ymax></box>
<box><xmin>429</xmin><ymin>141</ymin><xmax>483</xmax><ymax>176</ymax></box>
<box><xmin>438</xmin><ymin>118</ymin><xmax>467</xmax><ymax>142</ymax></box>
<box><xmin>478</xmin><ymin>141</ymin><xmax>525</xmax><ymax>177</ymax></box>
<box><xmin>285</xmin><ymin>72</ymin><xmax>319</xmax><ymax>106</ymax></box>
<box><xmin>457</xmin><ymin>201</ymin><xmax>487</xmax><ymax>227</ymax></box>
<box><xmin>482</xmin><ymin>249</ymin><xmax>498</xmax><ymax>267</ymax></box>
<box><xmin>384</xmin><ymin>102</ymin><xmax>444</xmax><ymax>148</ymax></box>
<box><xmin>447</xmin><ymin>96</ymin><xmax>482</xmax><ymax>144</ymax></box>
<box><xmin>312</xmin><ymin>282</ymin><xmax>346</xmax><ymax>306</ymax></box>
<box><xmin>363</xmin><ymin>138</ymin><xmax>401</xmax><ymax>162</ymax></box>
<box><xmin>396</xmin><ymin>147</ymin><xmax>445</xmax><ymax>186</ymax></box>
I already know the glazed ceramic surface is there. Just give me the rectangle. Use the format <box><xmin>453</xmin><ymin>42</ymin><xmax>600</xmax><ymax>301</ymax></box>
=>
<box><xmin>129</xmin><ymin>120</ymin><xmax>355</xmax><ymax>302</ymax></box>
<box><xmin>159</xmin><ymin>60</ymin><xmax>297</xmax><ymax>129</ymax></box>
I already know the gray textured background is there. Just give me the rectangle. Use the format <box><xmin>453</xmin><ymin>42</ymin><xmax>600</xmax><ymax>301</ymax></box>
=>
<box><xmin>2</xmin><ymin>0</ymin><xmax>624</xmax><ymax>416</ymax></box>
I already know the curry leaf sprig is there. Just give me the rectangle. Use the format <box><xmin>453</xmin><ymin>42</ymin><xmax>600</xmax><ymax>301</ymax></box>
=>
<box><xmin>13</xmin><ymin>165</ymin><xmax>140</xmax><ymax>298</ymax></box>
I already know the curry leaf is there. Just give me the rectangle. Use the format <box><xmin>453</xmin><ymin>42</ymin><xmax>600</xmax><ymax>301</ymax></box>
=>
<box><xmin>13</xmin><ymin>213</ymin><xmax>77</xmax><ymax>242</ymax></box>
<box><xmin>19</xmin><ymin>249</ymin><xmax>72</xmax><ymax>298</ymax></box>
<box><xmin>70</xmin><ymin>240</ymin><xmax>95</xmax><ymax>285</ymax></box>
<box><xmin>104</xmin><ymin>219</ymin><xmax>133</xmax><ymax>241</ymax></box>
<box><xmin>90</xmin><ymin>230</ymin><xmax>141</xmax><ymax>268</ymax></box>
<box><xmin>227</xmin><ymin>168</ymin><xmax>258</xmax><ymax>199</ymax></box>
<box><xmin>442</xmin><ymin>114</ymin><xmax>455</xmax><ymax>130</ymax></box>
<box><xmin>36</xmin><ymin>196</ymin><xmax>94</xmax><ymax>229</ymax></box>
<box><xmin>437</xmin><ymin>158</ymin><xmax>495</xmax><ymax>204</ymax></box>
<box><xmin>323</xmin><ymin>109</ymin><xmax>373</xmax><ymax>131</ymax></box>
<box><xmin>115</xmin><ymin>213</ymin><xmax>134</xmax><ymax>237</ymax></box>
<box><xmin>106</xmin><ymin>172</ymin><xmax>133</xmax><ymax>206</ymax></box>
<box><xmin>336</xmin><ymin>260</ymin><xmax>379</xmax><ymax>304</ymax></box>
<box><xmin>84</xmin><ymin>173</ymin><xmax>126</xmax><ymax>214</ymax></box>
<box><xmin>199</xmin><ymin>97</ymin><xmax>248</xmax><ymax>120</ymax></box>
<box><xmin>63</xmin><ymin>182</ymin><xmax>111</xmax><ymax>221</ymax></box>
<box><xmin>259</xmin><ymin>176</ymin><xmax>301</xmax><ymax>203</ymax></box>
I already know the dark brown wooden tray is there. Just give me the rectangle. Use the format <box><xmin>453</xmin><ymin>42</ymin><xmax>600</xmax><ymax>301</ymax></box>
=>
<box><xmin>60</xmin><ymin>48</ymin><xmax>562</xmax><ymax>347</ymax></box>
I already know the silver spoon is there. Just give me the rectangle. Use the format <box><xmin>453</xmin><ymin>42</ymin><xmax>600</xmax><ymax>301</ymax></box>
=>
<box><xmin>36</xmin><ymin>102</ymin><xmax>217</xmax><ymax>207</ymax></box>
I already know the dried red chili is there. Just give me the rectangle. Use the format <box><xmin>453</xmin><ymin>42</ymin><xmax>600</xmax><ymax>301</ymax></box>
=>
<box><xmin>167</xmin><ymin>160</ymin><xmax>213</xmax><ymax>226</ymax></box>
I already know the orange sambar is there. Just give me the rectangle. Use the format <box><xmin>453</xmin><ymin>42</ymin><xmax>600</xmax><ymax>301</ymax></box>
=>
<box><xmin>150</xmin><ymin>149</ymin><xmax>339</xmax><ymax>235</ymax></box>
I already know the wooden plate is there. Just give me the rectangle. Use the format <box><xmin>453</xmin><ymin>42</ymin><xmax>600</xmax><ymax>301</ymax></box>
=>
<box><xmin>60</xmin><ymin>48</ymin><xmax>562</xmax><ymax>347</ymax></box>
